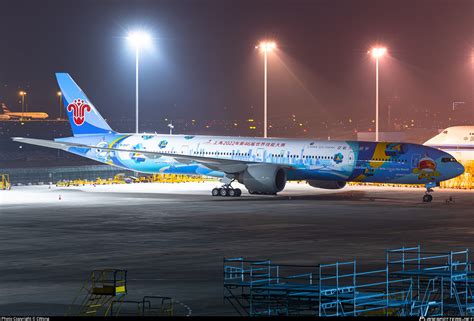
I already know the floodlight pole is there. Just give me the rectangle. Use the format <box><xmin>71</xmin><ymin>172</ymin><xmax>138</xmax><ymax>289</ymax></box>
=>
<box><xmin>264</xmin><ymin>49</ymin><xmax>268</xmax><ymax>138</ymax></box>
<box><xmin>58</xmin><ymin>93</ymin><xmax>62</xmax><ymax>119</ymax></box>
<box><xmin>135</xmin><ymin>47</ymin><xmax>139</xmax><ymax>134</ymax></box>
<box><xmin>375</xmin><ymin>57</ymin><xmax>379</xmax><ymax>142</ymax></box>
<box><xmin>20</xmin><ymin>92</ymin><xmax>26</xmax><ymax>121</ymax></box>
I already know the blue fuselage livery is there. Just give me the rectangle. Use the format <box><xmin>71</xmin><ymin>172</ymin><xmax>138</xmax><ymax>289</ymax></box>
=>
<box><xmin>13</xmin><ymin>73</ymin><xmax>464</xmax><ymax>200</ymax></box>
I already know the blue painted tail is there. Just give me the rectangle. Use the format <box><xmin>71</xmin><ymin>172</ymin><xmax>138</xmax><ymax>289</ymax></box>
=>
<box><xmin>56</xmin><ymin>73</ymin><xmax>114</xmax><ymax>136</ymax></box>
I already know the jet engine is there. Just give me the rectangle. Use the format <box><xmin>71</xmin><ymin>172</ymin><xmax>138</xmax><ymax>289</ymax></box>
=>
<box><xmin>307</xmin><ymin>180</ymin><xmax>346</xmax><ymax>189</ymax></box>
<box><xmin>238</xmin><ymin>164</ymin><xmax>287</xmax><ymax>194</ymax></box>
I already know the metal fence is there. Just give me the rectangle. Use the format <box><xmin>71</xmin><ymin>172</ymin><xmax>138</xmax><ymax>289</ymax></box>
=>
<box><xmin>224</xmin><ymin>246</ymin><xmax>474</xmax><ymax>317</ymax></box>
<box><xmin>1</xmin><ymin>165</ymin><xmax>134</xmax><ymax>185</ymax></box>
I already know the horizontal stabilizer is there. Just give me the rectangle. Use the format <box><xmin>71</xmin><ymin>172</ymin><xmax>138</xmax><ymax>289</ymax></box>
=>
<box><xmin>12</xmin><ymin>137</ymin><xmax>83</xmax><ymax>150</ymax></box>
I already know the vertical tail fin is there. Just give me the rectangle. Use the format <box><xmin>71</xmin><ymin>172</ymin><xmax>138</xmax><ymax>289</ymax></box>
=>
<box><xmin>56</xmin><ymin>73</ymin><xmax>114</xmax><ymax>136</ymax></box>
<box><xmin>1</xmin><ymin>103</ymin><xmax>10</xmax><ymax>113</ymax></box>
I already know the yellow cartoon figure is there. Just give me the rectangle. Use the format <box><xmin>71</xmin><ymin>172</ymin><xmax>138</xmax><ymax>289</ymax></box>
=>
<box><xmin>412</xmin><ymin>157</ymin><xmax>441</xmax><ymax>180</ymax></box>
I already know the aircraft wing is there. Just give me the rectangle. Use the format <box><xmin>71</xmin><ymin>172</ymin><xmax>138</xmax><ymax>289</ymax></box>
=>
<box><xmin>12</xmin><ymin>137</ymin><xmax>284</xmax><ymax>174</ymax></box>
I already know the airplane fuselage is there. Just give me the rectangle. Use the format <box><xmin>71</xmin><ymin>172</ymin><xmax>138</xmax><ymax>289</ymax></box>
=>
<box><xmin>424</xmin><ymin>126</ymin><xmax>474</xmax><ymax>162</ymax></box>
<box><xmin>57</xmin><ymin>133</ymin><xmax>463</xmax><ymax>185</ymax></box>
<box><xmin>4</xmin><ymin>112</ymin><xmax>48</xmax><ymax>120</ymax></box>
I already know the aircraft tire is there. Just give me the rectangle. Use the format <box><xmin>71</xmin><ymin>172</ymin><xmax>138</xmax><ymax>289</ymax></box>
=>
<box><xmin>235</xmin><ymin>188</ymin><xmax>242</xmax><ymax>197</ymax></box>
<box><xmin>219</xmin><ymin>188</ymin><xmax>228</xmax><ymax>197</ymax></box>
<box><xmin>212</xmin><ymin>188</ymin><xmax>220</xmax><ymax>196</ymax></box>
<box><xmin>228</xmin><ymin>189</ymin><xmax>236</xmax><ymax>197</ymax></box>
<box><xmin>423</xmin><ymin>194</ymin><xmax>433</xmax><ymax>203</ymax></box>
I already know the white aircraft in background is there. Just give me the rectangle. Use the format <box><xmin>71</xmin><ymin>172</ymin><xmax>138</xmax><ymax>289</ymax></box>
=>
<box><xmin>1</xmin><ymin>103</ymin><xmax>48</xmax><ymax>120</ymax></box>
<box><xmin>424</xmin><ymin>126</ymin><xmax>474</xmax><ymax>161</ymax></box>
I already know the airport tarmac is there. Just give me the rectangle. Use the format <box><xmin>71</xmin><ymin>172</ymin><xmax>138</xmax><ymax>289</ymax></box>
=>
<box><xmin>1</xmin><ymin>182</ymin><xmax>473</xmax><ymax>315</ymax></box>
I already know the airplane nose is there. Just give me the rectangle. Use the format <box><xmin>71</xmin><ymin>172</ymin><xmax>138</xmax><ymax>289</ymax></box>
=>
<box><xmin>454</xmin><ymin>161</ymin><xmax>465</xmax><ymax>177</ymax></box>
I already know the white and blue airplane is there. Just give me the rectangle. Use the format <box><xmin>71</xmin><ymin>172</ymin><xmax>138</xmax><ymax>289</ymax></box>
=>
<box><xmin>13</xmin><ymin>73</ymin><xmax>464</xmax><ymax>202</ymax></box>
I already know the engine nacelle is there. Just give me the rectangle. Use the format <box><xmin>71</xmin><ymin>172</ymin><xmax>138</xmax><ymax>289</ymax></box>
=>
<box><xmin>238</xmin><ymin>164</ymin><xmax>287</xmax><ymax>194</ymax></box>
<box><xmin>307</xmin><ymin>180</ymin><xmax>346</xmax><ymax>190</ymax></box>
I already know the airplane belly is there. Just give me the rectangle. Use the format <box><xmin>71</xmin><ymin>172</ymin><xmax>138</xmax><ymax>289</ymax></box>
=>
<box><xmin>114</xmin><ymin>153</ymin><xmax>221</xmax><ymax>176</ymax></box>
<box><xmin>287</xmin><ymin>168</ymin><xmax>353</xmax><ymax>181</ymax></box>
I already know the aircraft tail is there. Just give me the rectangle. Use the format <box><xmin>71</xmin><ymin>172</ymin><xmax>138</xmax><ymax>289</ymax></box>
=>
<box><xmin>56</xmin><ymin>73</ymin><xmax>114</xmax><ymax>136</ymax></box>
<box><xmin>1</xmin><ymin>103</ymin><xmax>10</xmax><ymax>113</ymax></box>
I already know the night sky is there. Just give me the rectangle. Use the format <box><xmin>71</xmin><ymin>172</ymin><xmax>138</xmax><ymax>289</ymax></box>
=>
<box><xmin>1</xmin><ymin>0</ymin><xmax>473</xmax><ymax>128</ymax></box>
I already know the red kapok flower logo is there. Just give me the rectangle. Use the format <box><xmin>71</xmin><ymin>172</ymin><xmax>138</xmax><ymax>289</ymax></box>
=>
<box><xmin>67</xmin><ymin>99</ymin><xmax>91</xmax><ymax>126</ymax></box>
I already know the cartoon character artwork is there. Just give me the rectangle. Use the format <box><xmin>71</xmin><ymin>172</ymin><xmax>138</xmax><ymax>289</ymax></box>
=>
<box><xmin>333</xmin><ymin>152</ymin><xmax>344</xmax><ymax>164</ymax></box>
<box><xmin>95</xmin><ymin>141</ymin><xmax>111</xmax><ymax>161</ymax></box>
<box><xmin>131</xmin><ymin>153</ymin><xmax>146</xmax><ymax>163</ymax></box>
<box><xmin>385</xmin><ymin>143</ymin><xmax>405</xmax><ymax>157</ymax></box>
<box><xmin>412</xmin><ymin>156</ymin><xmax>440</xmax><ymax>181</ymax></box>
<box><xmin>158</xmin><ymin>140</ymin><xmax>168</xmax><ymax>149</ymax></box>
<box><xmin>363</xmin><ymin>164</ymin><xmax>375</xmax><ymax>177</ymax></box>
<box><xmin>131</xmin><ymin>143</ymin><xmax>146</xmax><ymax>163</ymax></box>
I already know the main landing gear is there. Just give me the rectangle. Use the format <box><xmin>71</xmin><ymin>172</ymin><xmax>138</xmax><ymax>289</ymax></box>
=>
<box><xmin>212</xmin><ymin>178</ymin><xmax>242</xmax><ymax>197</ymax></box>
<box><xmin>212</xmin><ymin>185</ymin><xmax>242</xmax><ymax>197</ymax></box>
<box><xmin>422</xmin><ymin>182</ymin><xmax>436</xmax><ymax>203</ymax></box>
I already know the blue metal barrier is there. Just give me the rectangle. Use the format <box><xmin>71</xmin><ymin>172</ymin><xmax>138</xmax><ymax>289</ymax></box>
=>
<box><xmin>224</xmin><ymin>245</ymin><xmax>474</xmax><ymax>316</ymax></box>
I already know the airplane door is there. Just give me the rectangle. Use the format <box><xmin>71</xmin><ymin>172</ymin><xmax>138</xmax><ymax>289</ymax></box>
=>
<box><xmin>180</xmin><ymin>145</ymin><xmax>190</xmax><ymax>156</ymax></box>
<box><xmin>255</xmin><ymin>148</ymin><xmax>265</xmax><ymax>162</ymax></box>
<box><xmin>347</xmin><ymin>149</ymin><xmax>355</xmax><ymax>166</ymax></box>
<box><xmin>411</xmin><ymin>154</ymin><xmax>421</xmax><ymax>168</ymax></box>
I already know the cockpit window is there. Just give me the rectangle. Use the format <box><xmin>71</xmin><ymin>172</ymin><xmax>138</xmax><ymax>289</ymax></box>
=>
<box><xmin>441</xmin><ymin>157</ymin><xmax>457</xmax><ymax>163</ymax></box>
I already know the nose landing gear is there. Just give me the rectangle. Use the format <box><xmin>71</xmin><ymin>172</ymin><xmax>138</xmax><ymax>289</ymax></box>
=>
<box><xmin>422</xmin><ymin>193</ymin><xmax>433</xmax><ymax>203</ymax></box>
<box><xmin>422</xmin><ymin>182</ymin><xmax>436</xmax><ymax>203</ymax></box>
